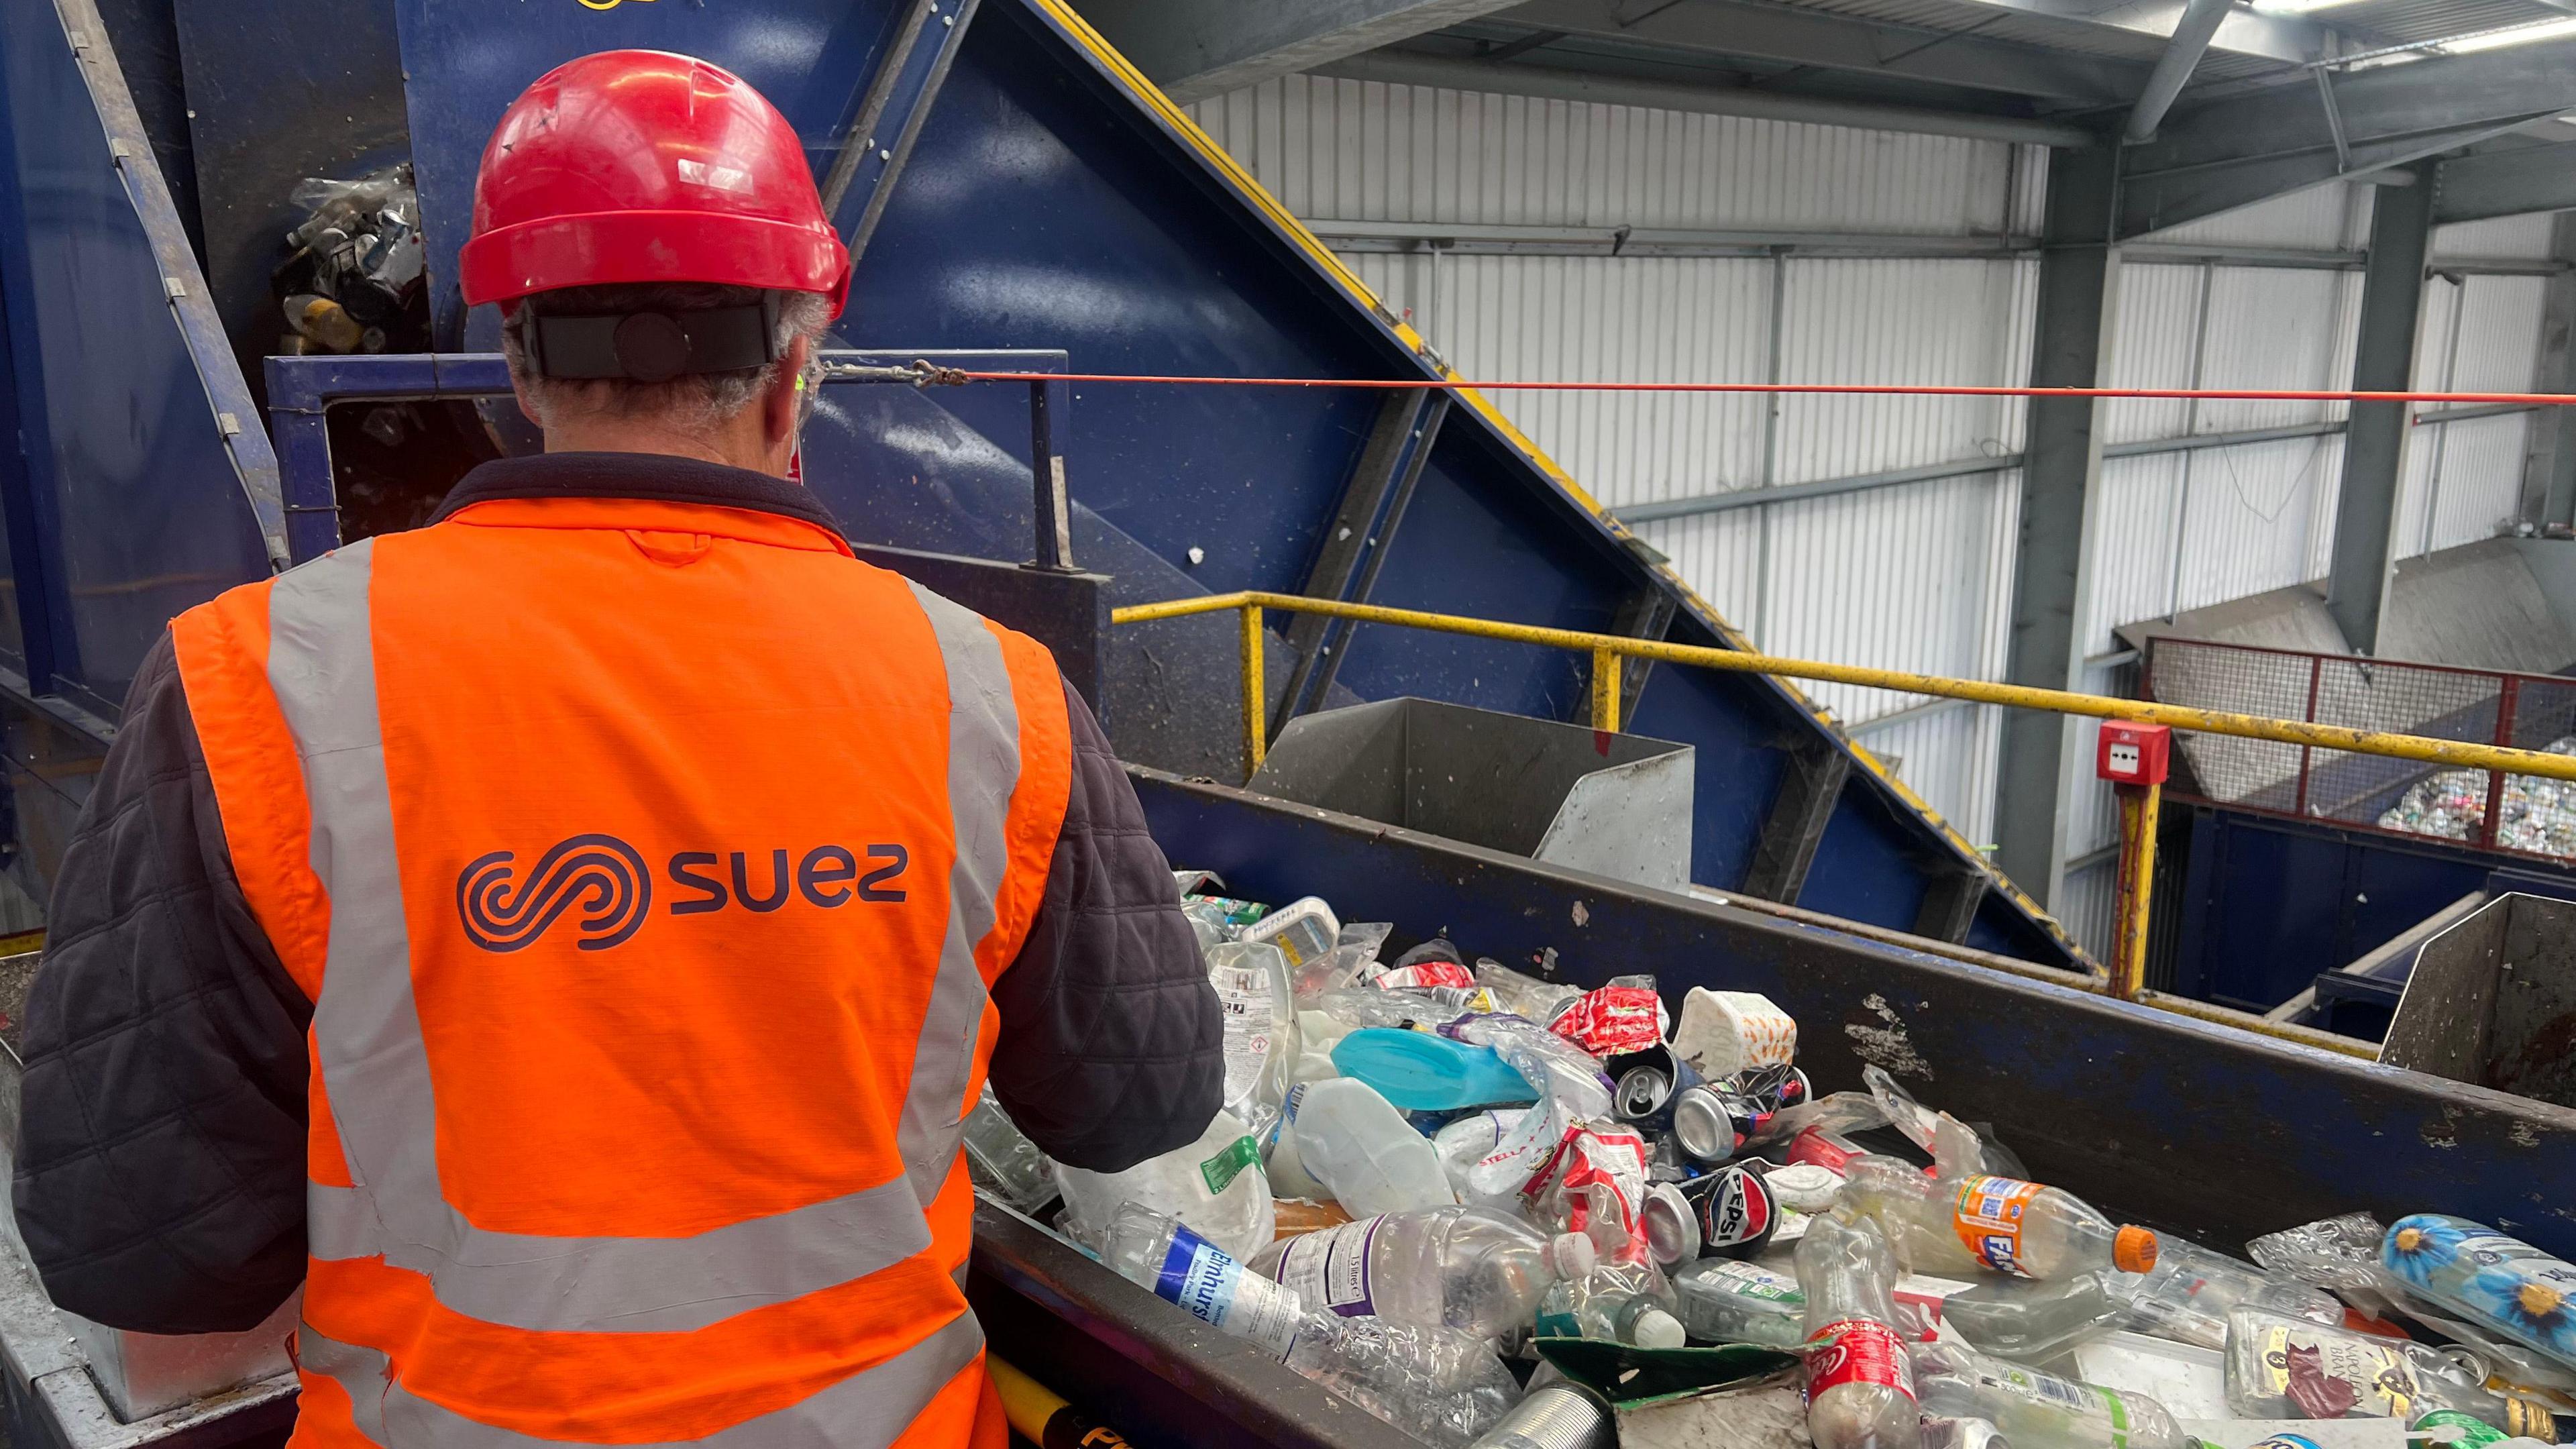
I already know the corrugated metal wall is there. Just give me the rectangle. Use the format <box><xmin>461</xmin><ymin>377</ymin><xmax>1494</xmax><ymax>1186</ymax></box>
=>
<box><xmin>1189</xmin><ymin>76</ymin><xmax>2561</xmax><ymax>956</ymax></box>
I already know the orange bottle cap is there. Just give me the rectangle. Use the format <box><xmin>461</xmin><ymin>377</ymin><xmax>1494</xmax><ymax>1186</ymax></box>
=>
<box><xmin>2114</xmin><ymin>1226</ymin><xmax>2159</xmax><ymax>1274</ymax></box>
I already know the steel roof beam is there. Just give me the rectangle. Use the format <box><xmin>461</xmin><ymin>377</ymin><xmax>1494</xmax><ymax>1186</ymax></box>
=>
<box><xmin>2432</xmin><ymin>141</ymin><xmax>2576</xmax><ymax>223</ymax></box>
<box><xmin>1309</xmin><ymin>49</ymin><xmax>2096</xmax><ymax>146</ymax></box>
<box><xmin>2123</xmin><ymin>0</ymin><xmax>2235</xmax><ymax>142</ymax></box>
<box><xmin>2118</xmin><ymin>35</ymin><xmax>2576</xmax><ymax>236</ymax></box>
<box><xmin>1079</xmin><ymin>0</ymin><xmax>1532</xmax><ymax>101</ymax></box>
<box><xmin>1487</xmin><ymin>0</ymin><xmax>2143</xmax><ymax>106</ymax></box>
<box><xmin>1928</xmin><ymin>0</ymin><xmax>2325</xmax><ymax>67</ymax></box>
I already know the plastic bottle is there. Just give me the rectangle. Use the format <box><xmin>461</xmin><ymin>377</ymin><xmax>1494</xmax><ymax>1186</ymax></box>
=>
<box><xmin>1240</xmin><ymin>896</ymin><xmax>1342</xmax><ymax>970</ymax></box>
<box><xmin>1206</xmin><ymin>941</ymin><xmax>1300</xmax><ymax>1128</ymax></box>
<box><xmin>1432</xmin><ymin>1109</ymin><xmax>1530</xmax><ymax>1205</ymax></box>
<box><xmin>1941</xmin><ymin>1269</ymin><xmax>2132</xmax><ymax>1362</ymax></box>
<box><xmin>1799</xmin><ymin>1213</ymin><xmax>1922</xmax><ymax>1449</ymax></box>
<box><xmin>1098</xmin><ymin>1199</ymin><xmax>1309</xmax><ymax>1358</ymax></box>
<box><xmin>1536</xmin><ymin>1246</ymin><xmax>1686</xmax><ymax>1348</ymax></box>
<box><xmin>2222</xmin><ymin>1306</ymin><xmax>2563</xmax><ymax>1436</ymax></box>
<box><xmin>1913</xmin><ymin>1340</ymin><xmax>2190</xmax><ymax>1449</ymax></box>
<box><xmin>1096</xmin><ymin>1203</ymin><xmax>1518</xmax><ymax>1449</ymax></box>
<box><xmin>2121</xmin><ymin>1236</ymin><xmax>2342</xmax><ymax>1350</ymax></box>
<box><xmin>1672</xmin><ymin>1258</ymin><xmax>1808</xmax><ymax>1349</ymax></box>
<box><xmin>1057</xmin><ymin>1109</ymin><xmax>1276</xmax><ymax>1262</ymax></box>
<box><xmin>959</xmin><ymin>1085</ymin><xmax>1057</xmax><ymax>1213</ymax></box>
<box><xmin>1289</xmin><ymin>1077</ymin><xmax>1457</xmax><ymax>1216</ymax></box>
<box><xmin>1286</xmin><ymin>1318</ymin><xmax>1521</xmax><ymax>1449</ymax></box>
<box><xmin>2383</xmin><ymin>1216</ymin><xmax>2576</xmax><ymax>1371</ymax></box>
<box><xmin>1841</xmin><ymin>1155</ymin><xmax>2160</xmax><ymax>1281</ymax></box>
<box><xmin>1248</xmin><ymin>1203</ymin><xmax>1571</xmax><ymax>1338</ymax></box>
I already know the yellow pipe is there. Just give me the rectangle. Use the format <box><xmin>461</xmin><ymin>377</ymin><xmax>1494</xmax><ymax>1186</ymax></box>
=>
<box><xmin>1591</xmin><ymin>647</ymin><xmax>1622</xmax><ymax>734</ymax></box>
<box><xmin>2110</xmin><ymin>780</ymin><xmax>2161</xmax><ymax>1002</ymax></box>
<box><xmin>1240</xmin><ymin>603</ymin><xmax>1268</xmax><ymax>778</ymax></box>
<box><xmin>2135</xmin><ymin>989</ymin><xmax>2379</xmax><ymax>1060</ymax></box>
<box><xmin>1113</xmin><ymin>591</ymin><xmax>2576</xmax><ymax>783</ymax></box>
<box><xmin>989</xmin><ymin>1355</ymin><xmax>1133</xmax><ymax>1449</ymax></box>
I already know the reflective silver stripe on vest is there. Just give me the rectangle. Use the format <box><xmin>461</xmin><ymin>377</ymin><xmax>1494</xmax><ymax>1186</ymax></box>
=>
<box><xmin>300</xmin><ymin>1313</ymin><xmax>983</xmax><ymax>1449</ymax></box>
<box><xmin>272</xmin><ymin>545</ymin><xmax>1018</xmax><ymax>1341</ymax></box>
<box><xmin>898</xmin><ymin>580</ymin><xmax>1023</xmax><ymax>1203</ymax></box>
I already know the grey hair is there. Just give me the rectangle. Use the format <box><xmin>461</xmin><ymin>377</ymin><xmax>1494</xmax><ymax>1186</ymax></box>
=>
<box><xmin>500</xmin><ymin>282</ymin><xmax>833</xmax><ymax>434</ymax></box>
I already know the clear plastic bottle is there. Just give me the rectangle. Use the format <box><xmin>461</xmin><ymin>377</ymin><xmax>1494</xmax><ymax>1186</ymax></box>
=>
<box><xmin>1799</xmin><ymin>1213</ymin><xmax>1923</xmax><ymax>1449</ymax></box>
<box><xmin>1941</xmin><ymin>1269</ymin><xmax>2132</xmax><ymax>1362</ymax></box>
<box><xmin>1288</xmin><ymin>1077</ymin><xmax>1457</xmax><ymax>1217</ymax></box>
<box><xmin>1672</xmin><ymin>1258</ymin><xmax>1808</xmax><ymax>1349</ymax></box>
<box><xmin>1057</xmin><ymin>1109</ymin><xmax>1275</xmax><ymax>1262</ymax></box>
<box><xmin>1096</xmin><ymin>1203</ymin><xmax>1518</xmax><ymax>1449</ymax></box>
<box><xmin>2383</xmin><ymin>1216</ymin><xmax>2576</xmax><ymax>1372</ymax></box>
<box><xmin>1841</xmin><ymin>1156</ymin><xmax>2160</xmax><ymax>1281</ymax></box>
<box><xmin>2121</xmin><ymin>1236</ymin><xmax>2341</xmax><ymax>1350</ymax></box>
<box><xmin>1287</xmin><ymin>1318</ymin><xmax>1521</xmax><ymax>1449</ymax></box>
<box><xmin>2222</xmin><ymin>1306</ymin><xmax>2562</xmax><ymax>1436</ymax></box>
<box><xmin>1913</xmin><ymin>1340</ymin><xmax>2190</xmax><ymax>1449</ymax></box>
<box><xmin>959</xmin><ymin>1085</ymin><xmax>1057</xmax><ymax>1213</ymax></box>
<box><xmin>1206</xmin><ymin>941</ymin><xmax>1300</xmax><ymax>1128</ymax></box>
<box><xmin>1537</xmin><ymin>1254</ymin><xmax>1687</xmax><ymax>1348</ymax></box>
<box><xmin>1247</xmin><ymin>1203</ymin><xmax>1571</xmax><ymax>1338</ymax></box>
<box><xmin>1921</xmin><ymin>1417</ymin><xmax>2011</xmax><ymax>1449</ymax></box>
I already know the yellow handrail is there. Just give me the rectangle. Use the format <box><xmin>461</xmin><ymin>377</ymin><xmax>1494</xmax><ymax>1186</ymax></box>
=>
<box><xmin>1115</xmin><ymin>590</ymin><xmax>2576</xmax><ymax>785</ymax></box>
<box><xmin>1108</xmin><ymin>589</ymin><xmax>2551</xmax><ymax>1061</ymax></box>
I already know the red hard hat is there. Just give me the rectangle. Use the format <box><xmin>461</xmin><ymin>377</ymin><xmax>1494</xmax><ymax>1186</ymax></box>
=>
<box><xmin>458</xmin><ymin>50</ymin><xmax>850</xmax><ymax>317</ymax></box>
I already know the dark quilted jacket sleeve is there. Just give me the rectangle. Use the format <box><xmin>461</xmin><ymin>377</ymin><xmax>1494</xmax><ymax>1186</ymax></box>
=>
<box><xmin>11</xmin><ymin>631</ymin><xmax>312</xmax><ymax>1334</ymax></box>
<box><xmin>987</xmin><ymin>680</ymin><xmax>1222</xmax><ymax>1173</ymax></box>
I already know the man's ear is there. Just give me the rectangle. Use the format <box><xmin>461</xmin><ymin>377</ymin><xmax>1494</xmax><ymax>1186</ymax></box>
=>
<box><xmin>766</xmin><ymin>333</ymin><xmax>812</xmax><ymax>449</ymax></box>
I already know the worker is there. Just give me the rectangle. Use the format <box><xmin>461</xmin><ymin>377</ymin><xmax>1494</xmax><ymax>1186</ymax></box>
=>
<box><xmin>10</xmin><ymin>50</ymin><xmax>1223</xmax><ymax>1449</ymax></box>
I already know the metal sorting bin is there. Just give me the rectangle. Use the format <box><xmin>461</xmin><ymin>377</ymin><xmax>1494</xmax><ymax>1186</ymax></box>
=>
<box><xmin>1250</xmin><ymin>699</ymin><xmax>1696</xmax><ymax>892</ymax></box>
<box><xmin>2383</xmin><ymin>893</ymin><xmax>2576</xmax><ymax>1110</ymax></box>
<box><xmin>7</xmin><ymin>777</ymin><xmax>2575</xmax><ymax>1449</ymax></box>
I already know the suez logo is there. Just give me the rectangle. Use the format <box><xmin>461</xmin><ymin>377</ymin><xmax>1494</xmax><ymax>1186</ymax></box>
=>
<box><xmin>456</xmin><ymin>833</ymin><xmax>909</xmax><ymax>953</ymax></box>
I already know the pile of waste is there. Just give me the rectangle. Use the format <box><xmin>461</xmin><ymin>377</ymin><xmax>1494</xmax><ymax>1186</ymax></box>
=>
<box><xmin>2377</xmin><ymin>737</ymin><xmax>2576</xmax><ymax>858</ymax></box>
<box><xmin>963</xmin><ymin>874</ymin><xmax>2576</xmax><ymax>1449</ymax></box>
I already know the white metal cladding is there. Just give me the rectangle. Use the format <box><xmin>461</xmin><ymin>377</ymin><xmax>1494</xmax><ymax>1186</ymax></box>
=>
<box><xmin>2140</xmin><ymin>184</ymin><xmax>2365</xmax><ymax>250</ymax></box>
<box><xmin>1199</xmin><ymin>72</ymin><xmax>2557</xmax><ymax>868</ymax></box>
<box><xmin>2055</xmin><ymin>858</ymin><xmax>2120</xmax><ymax>963</ymax></box>
<box><xmin>1187</xmin><ymin>75</ymin><xmax>2023</xmax><ymax>233</ymax></box>
<box><xmin>2434</xmin><ymin>215</ymin><xmax>2561</xmax><ymax>260</ymax></box>
<box><xmin>1850</xmin><ymin>702</ymin><xmax>2004</xmax><ymax>854</ymax></box>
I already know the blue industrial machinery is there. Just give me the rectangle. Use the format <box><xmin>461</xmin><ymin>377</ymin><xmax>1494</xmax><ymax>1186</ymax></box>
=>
<box><xmin>0</xmin><ymin>0</ymin><xmax>2094</xmax><ymax>968</ymax></box>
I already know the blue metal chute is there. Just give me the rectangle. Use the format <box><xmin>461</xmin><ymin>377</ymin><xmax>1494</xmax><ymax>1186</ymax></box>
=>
<box><xmin>0</xmin><ymin>0</ymin><xmax>2092</xmax><ymax>969</ymax></box>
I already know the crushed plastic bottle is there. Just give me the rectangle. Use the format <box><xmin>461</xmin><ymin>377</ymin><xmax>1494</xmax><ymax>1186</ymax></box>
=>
<box><xmin>1096</xmin><ymin>1202</ymin><xmax>1517</xmax><ymax>1449</ymax></box>
<box><xmin>1058</xmin><ymin>1109</ymin><xmax>1275</xmax><ymax>1262</ymax></box>
<box><xmin>2221</xmin><ymin>1306</ymin><xmax>2563</xmax><ymax>1436</ymax></box>
<box><xmin>1247</xmin><ymin>1204</ymin><xmax>1572</xmax><ymax>1339</ymax></box>
<box><xmin>1673</xmin><ymin>1257</ymin><xmax>1808</xmax><ymax>1349</ymax></box>
<box><xmin>1942</xmin><ymin>1269</ymin><xmax>2134</xmax><ymax>1362</ymax></box>
<box><xmin>1921</xmin><ymin>1417</ymin><xmax>2012</xmax><ymax>1449</ymax></box>
<box><xmin>1800</xmin><ymin>1213</ymin><xmax>1923</xmax><ymax>1449</ymax></box>
<box><xmin>1913</xmin><ymin>1340</ymin><xmax>2191</xmax><ymax>1449</ymax></box>
<box><xmin>1536</xmin><ymin>1243</ymin><xmax>1686</xmax><ymax>1348</ymax></box>
<box><xmin>1288</xmin><ymin>1077</ymin><xmax>1457</xmax><ymax>1216</ymax></box>
<box><xmin>2121</xmin><ymin>1236</ymin><xmax>2343</xmax><ymax>1350</ymax></box>
<box><xmin>1289</xmin><ymin>1317</ymin><xmax>1521</xmax><ymax>1449</ymax></box>
<box><xmin>1206</xmin><ymin>941</ymin><xmax>1299</xmax><ymax>1130</ymax></box>
<box><xmin>1841</xmin><ymin>1155</ymin><xmax>2159</xmax><ymax>1281</ymax></box>
<box><xmin>2383</xmin><ymin>1216</ymin><xmax>2576</xmax><ymax>1372</ymax></box>
<box><xmin>1472</xmin><ymin>959</ymin><xmax>1586</xmax><ymax>1028</ymax></box>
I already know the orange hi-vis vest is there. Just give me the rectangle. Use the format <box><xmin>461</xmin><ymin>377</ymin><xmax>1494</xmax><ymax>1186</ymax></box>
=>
<box><xmin>166</xmin><ymin>489</ymin><xmax>1071</xmax><ymax>1447</ymax></box>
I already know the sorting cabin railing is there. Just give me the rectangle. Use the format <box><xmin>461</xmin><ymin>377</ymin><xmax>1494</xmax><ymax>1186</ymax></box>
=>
<box><xmin>2143</xmin><ymin>637</ymin><xmax>2576</xmax><ymax>861</ymax></box>
<box><xmin>1111</xmin><ymin>591</ymin><xmax>2576</xmax><ymax>1059</ymax></box>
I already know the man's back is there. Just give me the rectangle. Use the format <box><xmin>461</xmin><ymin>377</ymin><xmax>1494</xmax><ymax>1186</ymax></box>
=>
<box><xmin>14</xmin><ymin>453</ymin><xmax>1222</xmax><ymax>1446</ymax></box>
